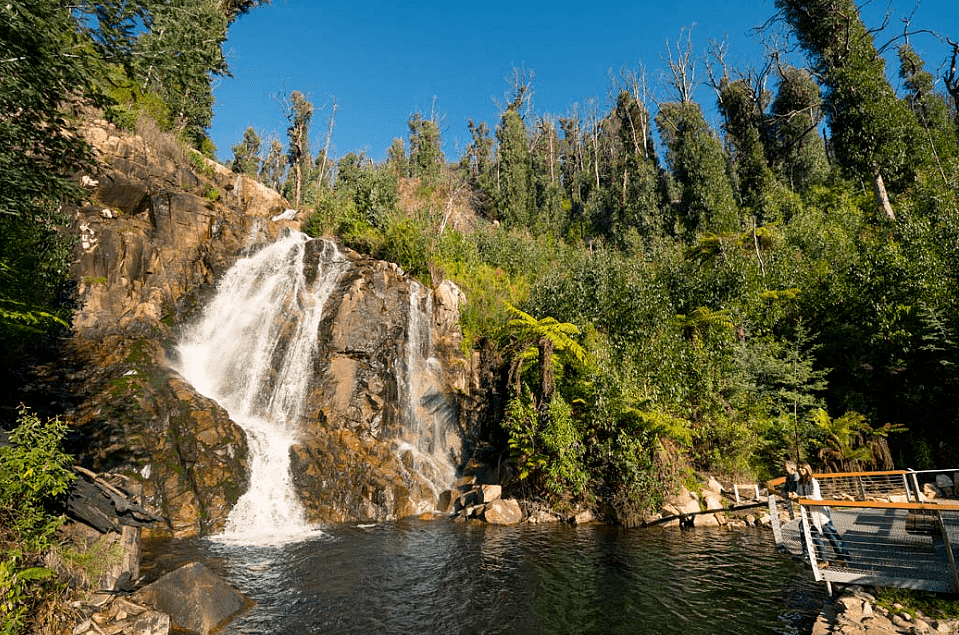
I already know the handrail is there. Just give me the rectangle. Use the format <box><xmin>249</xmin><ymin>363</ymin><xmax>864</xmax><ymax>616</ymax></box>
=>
<box><xmin>798</xmin><ymin>498</ymin><xmax>959</xmax><ymax>512</ymax></box>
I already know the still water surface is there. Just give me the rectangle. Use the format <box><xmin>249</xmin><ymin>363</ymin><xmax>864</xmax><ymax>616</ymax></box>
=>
<box><xmin>143</xmin><ymin>521</ymin><xmax>824</xmax><ymax>635</ymax></box>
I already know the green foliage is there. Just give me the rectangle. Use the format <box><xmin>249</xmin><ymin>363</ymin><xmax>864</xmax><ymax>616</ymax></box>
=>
<box><xmin>189</xmin><ymin>151</ymin><xmax>216</xmax><ymax>179</ymax></box>
<box><xmin>495</xmin><ymin>108</ymin><xmax>535</xmax><ymax>226</ymax></box>
<box><xmin>334</xmin><ymin>152</ymin><xmax>398</xmax><ymax>229</ymax></box>
<box><xmin>775</xmin><ymin>0</ymin><xmax>923</xmax><ymax>193</ymax></box>
<box><xmin>504</xmin><ymin>389</ymin><xmax>548</xmax><ymax>482</ymax></box>
<box><xmin>131</xmin><ymin>0</ymin><xmax>230</xmax><ymax>146</ymax></box>
<box><xmin>407</xmin><ymin>113</ymin><xmax>444</xmax><ymax>183</ymax></box>
<box><xmin>0</xmin><ymin>407</ymin><xmax>75</xmax><ymax>551</ymax></box>
<box><xmin>0</xmin><ymin>0</ymin><xmax>92</xmax><ymax>352</ymax></box>
<box><xmin>231</xmin><ymin>126</ymin><xmax>262</xmax><ymax>176</ymax></box>
<box><xmin>655</xmin><ymin>101</ymin><xmax>741</xmax><ymax>238</ymax></box>
<box><xmin>813</xmin><ymin>409</ymin><xmax>906</xmax><ymax>472</ymax></box>
<box><xmin>769</xmin><ymin>66</ymin><xmax>829</xmax><ymax>191</ymax></box>
<box><xmin>0</xmin><ymin>408</ymin><xmax>74</xmax><ymax>634</ymax></box>
<box><xmin>503</xmin><ymin>389</ymin><xmax>588</xmax><ymax>497</ymax></box>
<box><xmin>284</xmin><ymin>90</ymin><xmax>313</xmax><ymax>206</ymax></box>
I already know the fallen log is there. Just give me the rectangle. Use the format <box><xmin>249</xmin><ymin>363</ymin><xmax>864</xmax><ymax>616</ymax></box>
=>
<box><xmin>66</xmin><ymin>466</ymin><xmax>163</xmax><ymax>533</ymax></box>
<box><xmin>644</xmin><ymin>501</ymin><xmax>768</xmax><ymax>527</ymax></box>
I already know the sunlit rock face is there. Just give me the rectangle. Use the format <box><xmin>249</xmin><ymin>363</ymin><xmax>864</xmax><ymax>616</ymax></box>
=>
<box><xmin>291</xmin><ymin>253</ymin><xmax>471</xmax><ymax>522</ymax></box>
<box><xmin>63</xmin><ymin>119</ymin><xmax>480</xmax><ymax>538</ymax></box>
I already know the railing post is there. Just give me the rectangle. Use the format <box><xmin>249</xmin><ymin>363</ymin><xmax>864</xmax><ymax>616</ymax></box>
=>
<box><xmin>911</xmin><ymin>472</ymin><xmax>922</xmax><ymax>501</ymax></box>
<box><xmin>903</xmin><ymin>471</ymin><xmax>915</xmax><ymax>502</ymax></box>
<box><xmin>801</xmin><ymin>504</ymin><xmax>822</xmax><ymax>581</ymax></box>
<box><xmin>937</xmin><ymin>511</ymin><xmax>959</xmax><ymax>593</ymax></box>
<box><xmin>857</xmin><ymin>476</ymin><xmax>867</xmax><ymax>500</ymax></box>
<box><xmin>768</xmin><ymin>495</ymin><xmax>783</xmax><ymax>546</ymax></box>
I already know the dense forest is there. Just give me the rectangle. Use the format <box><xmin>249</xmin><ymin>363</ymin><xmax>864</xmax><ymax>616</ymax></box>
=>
<box><xmin>222</xmin><ymin>0</ymin><xmax>959</xmax><ymax>513</ymax></box>
<box><xmin>2</xmin><ymin>0</ymin><xmax>959</xmax><ymax>626</ymax></box>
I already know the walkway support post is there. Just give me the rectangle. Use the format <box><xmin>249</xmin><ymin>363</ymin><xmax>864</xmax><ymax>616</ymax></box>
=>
<box><xmin>938</xmin><ymin>510</ymin><xmax>959</xmax><ymax>592</ymax></box>
<box><xmin>768</xmin><ymin>495</ymin><xmax>783</xmax><ymax>546</ymax></box>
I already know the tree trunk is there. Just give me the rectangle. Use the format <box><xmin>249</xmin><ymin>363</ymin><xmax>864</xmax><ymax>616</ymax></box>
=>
<box><xmin>873</xmin><ymin>170</ymin><xmax>895</xmax><ymax>222</ymax></box>
<box><xmin>537</xmin><ymin>336</ymin><xmax>554</xmax><ymax>422</ymax></box>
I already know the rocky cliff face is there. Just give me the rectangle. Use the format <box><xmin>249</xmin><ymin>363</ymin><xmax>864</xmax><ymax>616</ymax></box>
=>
<box><xmin>62</xmin><ymin>119</ymin><xmax>480</xmax><ymax>537</ymax></box>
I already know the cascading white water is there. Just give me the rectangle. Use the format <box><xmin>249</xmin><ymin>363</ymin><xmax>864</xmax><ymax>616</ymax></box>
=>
<box><xmin>175</xmin><ymin>232</ymin><xmax>348</xmax><ymax>545</ymax></box>
<box><xmin>396</xmin><ymin>282</ymin><xmax>457</xmax><ymax>510</ymax></box>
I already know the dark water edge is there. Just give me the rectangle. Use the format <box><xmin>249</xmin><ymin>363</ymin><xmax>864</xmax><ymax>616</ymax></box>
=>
<box><xmin>142</xmin><ymin>520</ymin><xmax>826</xmax><ymax>635</ymax></box>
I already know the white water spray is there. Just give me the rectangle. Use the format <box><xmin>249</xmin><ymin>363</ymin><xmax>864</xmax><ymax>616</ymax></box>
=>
<box><xmin>175</xmin><ymin>232</ymin><xmax>348</xmax><ymax>545</ymax></box>
<box><xmin>396</xmin><ymin>282</ymin><xmax>457</xmax><ymax>510</ymax></box>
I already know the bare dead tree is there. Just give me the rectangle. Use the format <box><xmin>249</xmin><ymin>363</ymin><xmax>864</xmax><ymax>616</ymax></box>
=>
<box><xmin>946</xmin><ymin>37</ymin><xmax>959</xmax><ymax>124</ymax></box>
<box><xmin>619</xmin><ymin>62</ymin><xmax>657</xmax><ymax>160</ymax></box>
<box><xmin>316</xmin><ymin>97</ymin><xmax>338</xmax><ymax>191</ymax></box>
<box><xmin>664</xmin><ymin>25</ymin><xmax>699</xmax><ymax>104</ymax></box>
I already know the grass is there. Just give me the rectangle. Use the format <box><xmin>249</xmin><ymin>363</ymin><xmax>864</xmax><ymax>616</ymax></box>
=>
<box><xmin>875</xmin><ymin>587</ymin><xmax>959</xmax><ymax>621</ymax></box>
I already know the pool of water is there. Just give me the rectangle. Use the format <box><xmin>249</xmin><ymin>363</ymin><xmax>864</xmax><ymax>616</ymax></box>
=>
<box><xmin>142</xmin><ymin>520</ymin><xmax>824</xmax><ymax>634</ymax></box>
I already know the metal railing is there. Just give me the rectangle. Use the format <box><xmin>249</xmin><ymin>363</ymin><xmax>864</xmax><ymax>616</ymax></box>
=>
<box><xmin>768</xmin><ymin>469</ymin><xmax>959</xmax><ymax>594</ymax></box>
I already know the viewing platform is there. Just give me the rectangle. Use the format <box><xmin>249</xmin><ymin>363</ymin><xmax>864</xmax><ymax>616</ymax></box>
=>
<box><xmin>767</xmin><ymin>469</ymin><xmax>959</xmax><ymax>595</ymax></box>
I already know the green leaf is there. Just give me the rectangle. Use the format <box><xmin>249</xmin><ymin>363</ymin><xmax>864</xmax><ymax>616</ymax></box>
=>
<box><xmin>17</xmin><ymin>567</ymin><xmax>53</xmax><ymax>581</ymax></box>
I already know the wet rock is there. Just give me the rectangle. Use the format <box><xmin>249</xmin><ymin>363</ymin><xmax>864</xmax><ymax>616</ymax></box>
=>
<box><xmin>74</xmin><ymin>598</ymin><xmax>170</xmax><ymax>635</ymax></box>
<box><xmin>133</xmin><ymin>563</ymin><xmax>248</xmax><ymax>635</ymax></box>
<box><xmin>482</xmin><ymin>498</ymin><xmax>523</xmax><ymax>525</ymax></box>
<box><xmin>571</xmin><ymin>510</ymin><xmax>595</xmax><ymax>525</ymax></box>
<box><xmin>477</xmin><ymin>484</ymin><xmax>502</xmax><ymax>504</ymax></box>
<box><xmin>527</xmin><ymin>509</ymin><xmax>563</xmax><ymax>523</ymax></box>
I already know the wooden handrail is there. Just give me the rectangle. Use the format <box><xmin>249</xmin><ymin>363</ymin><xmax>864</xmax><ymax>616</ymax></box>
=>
<box><xmin>767</xmin><ymin>469</ymin><xmax>913</xmax><ymax>492</ymax></box>
<box><xmin>799</xmin><ymin>498</ymin><xmax>959</xmax><ymax>512</ymax></box>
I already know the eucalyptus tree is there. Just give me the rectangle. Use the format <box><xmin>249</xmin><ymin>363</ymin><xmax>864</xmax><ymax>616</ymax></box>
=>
<box><xmin>0</xmin><ymin>0</ymin><xmax>93</xmax><ymax>345</ymax></box>
<box><xmin>282</xmin><ymin>90</ymin><xmax>313</xmax><ymax>207</ymax></box>
<box><xmin>462</xmin><ymin>119</ymin><xmax>494</xmax><ymax>185</ymax></box>
<box><xmin>614</xmin><ymin>89</ymin><xmax>664</xmax><ymax>241</ymax></box>
<box><xmin>656</xmin><ymin>28</ymin><xmax>740</xmax><ymax>239</ymax></box>
<box><xmin>946</xmin><ymin>40</ymin><xmax>959</xmax><ymax>130</ymax></box>
<box><xmin>494</xmin><ymin>106</ymin><xmax>535</xmax><ymax>228</ymax></box>
<box><xmin>407</xmin><ymin>112</ymin><xmax>444</xmax><ymax>183</ymax></box>
<box><xmin>898</xmin><ymin>43</ymin><xmax>956</xmax><ymax>186</ymax></box>
<box><xmin>775</xmin><ymin>0</ymin><xmax>924</xmax><ymax>221</ymax></box>
<box><xmin>220</xmin><ymin>0</ymin><xmax>271</xmax><ymax>23</ymax></box>
<box><xmin>655</xmin><ymin>101</ymin><xmax>741</xmax><ymax>239</ymax></box>
<box><xmin>130</xmin><ymin>0</ymin><xmax>232</xmax><ymax>146</ymax></box>
<box><xmin>385</xmin><ymin>137</ymin><xmax>409</xmax><ymax>182</ymax></box>
<box><xmin>768</xmin><ymin>65</ymin><xmax>829</xmax><ymax>191</ymax></box>
<box><xmin>259</xmin><ymin>137</ymin><xmax>287</xmax><ymax>191</ymax></box>
<box><xmin>559</xmin><ymin>112</ymin><xmax>589</xmax><ymax>236</ymax></box>
<box><xmin>230</xmin><ymin>127</ymin><xmax>261</xmax><ymax>176</ymax></box>
<box><xmin>716</xmin><ymin>76</ymin><xmax>788</xmax><ymax>225</ymax></box>
<box><xmin>530</xmin><ymin>116</ymin><xmax>566</xmax><ymax>236</ymax></box>
<box><xmin>898</xmin><ymin>44</ymin><xmax>953</xmax><ymax>135</ymax></box>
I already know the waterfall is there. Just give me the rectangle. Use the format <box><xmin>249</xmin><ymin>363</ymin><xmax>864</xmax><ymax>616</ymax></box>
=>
<box><xmin>395</xmin><ymin>282</ymin><xmax>457</xmax><ymax>510</ymax></box>
<box><xmin>175</xmin><ymin>232</ymin><xmax>348</xmax><ymax>545</ymax></box>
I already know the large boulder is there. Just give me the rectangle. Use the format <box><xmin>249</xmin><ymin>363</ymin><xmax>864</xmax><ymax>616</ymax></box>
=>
<box><xmin>482</xmin><ymin>498</ymin><xmax>524</xmax><ymax>525</ymax></box>
<box><xmin>133</xmin><ymin>563</ymin><xmax>248</xmax><ymax>635</ymax></box>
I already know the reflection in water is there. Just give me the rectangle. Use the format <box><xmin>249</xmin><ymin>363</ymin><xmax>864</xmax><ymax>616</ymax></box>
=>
<box><xmin>142</xmin><ymin>522</ymin><xmax>823</xmax><ymax>635</ymax></box>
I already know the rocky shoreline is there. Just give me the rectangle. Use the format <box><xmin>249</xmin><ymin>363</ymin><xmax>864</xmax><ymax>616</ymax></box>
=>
<box><xmin>812</xmin><ymin>586</ymin><xmax>958</xmax><ymax>635</ymax></box>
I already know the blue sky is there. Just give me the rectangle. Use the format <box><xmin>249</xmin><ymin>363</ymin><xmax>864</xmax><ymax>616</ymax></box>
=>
<box><xmin>209</xmin><ymin>0</ymin><xmax>959</xmax><ymax>164</ymax></box>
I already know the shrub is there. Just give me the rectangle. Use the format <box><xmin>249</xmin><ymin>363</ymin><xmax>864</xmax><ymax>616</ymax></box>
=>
<box><xmin>0</xmin><ymin>407</ymin><xmax>74</xmax><ymax>634</ymax></box>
